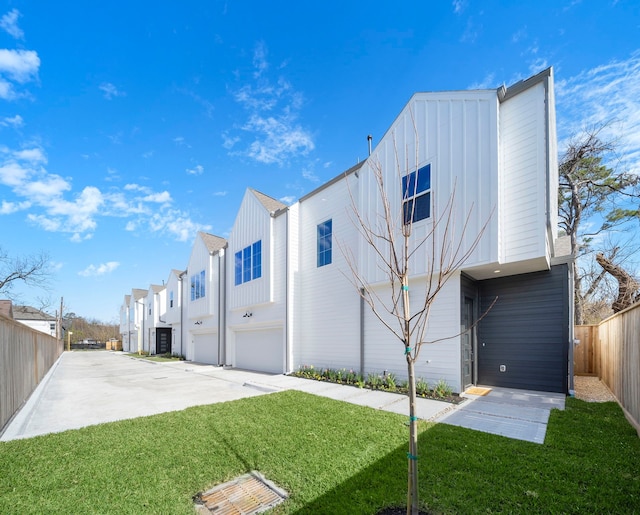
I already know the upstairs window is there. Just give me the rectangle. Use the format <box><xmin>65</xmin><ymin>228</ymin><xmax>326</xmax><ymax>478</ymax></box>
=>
<box><xmin>235</xmin><ymin>240</ymin><xmax>262</xmax><ymax>285</ymax></box>
<box><xmin>190</xmin><ymin>270</ymin><xmax>206</xmax><ymax>300</ymax></box>
<box><xmin>169</xmin><ymin>291</ymin><xmax>174</xmax><ymax>308</ymax></box>
<box><xmin>317</xmin><ymin>219</ymin><xmax>332</xmax><ymax>267</ymax></box>
<box><xmin>402</xmin><ymin>163</ymin><xmax>431</xmax><ymax>224</ymax></box>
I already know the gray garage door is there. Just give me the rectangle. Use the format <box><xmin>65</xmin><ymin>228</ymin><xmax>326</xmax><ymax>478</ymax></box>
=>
<box><xmin>235</xmin><ymin>328</ymin><xmax>283</xmax><ymax>374</ymax></box>
<box><xmin>477</xmin><ymin>264</ymin><xmax>569</xmax><ymax>393</ymax></box>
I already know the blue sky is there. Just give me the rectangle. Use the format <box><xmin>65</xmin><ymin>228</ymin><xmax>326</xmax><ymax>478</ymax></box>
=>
<box><xmin>1</xmin><ymin>1</ymin><xmax>639</xmax><ymax>323</ymax></box>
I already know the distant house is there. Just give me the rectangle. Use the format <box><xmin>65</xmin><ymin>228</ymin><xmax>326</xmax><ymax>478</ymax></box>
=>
<box><xmin>12</xmin><ymin>305</ymin><xmax>58</xmax><ymax>337</ymax></box>
<box><xmin>119</xmin><ymin>67</ymin><xmax>573</xmax><ymax>394</ymax></box>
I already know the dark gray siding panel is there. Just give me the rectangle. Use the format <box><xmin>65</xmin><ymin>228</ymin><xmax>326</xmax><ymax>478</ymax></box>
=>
<box><xmin>477</xmin><ymin>264</ymin><xmax>569</xmax><ymax>393</ymax></box>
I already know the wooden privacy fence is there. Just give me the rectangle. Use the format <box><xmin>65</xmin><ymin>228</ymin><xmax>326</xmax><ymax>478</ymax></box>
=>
<box><xmin>0</xmin><ymin>314</ymin><xmax>63</xmax><ymax>433</ymax></box>
<box><xmin>575</xmin><ymin>302</ymin><xmax>640</xmax><ymax>435</ymax></box>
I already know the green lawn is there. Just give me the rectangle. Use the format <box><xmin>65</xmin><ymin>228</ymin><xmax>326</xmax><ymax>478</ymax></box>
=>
<box><xmin>0</xmin><ymin>391</ymin><xmax>638</xmax><ymax>514</ymax></box>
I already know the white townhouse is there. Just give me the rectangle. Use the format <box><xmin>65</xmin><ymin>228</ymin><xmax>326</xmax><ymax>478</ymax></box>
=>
<box><xmin>120</xmin><ymin>67</ymin><xmax>572</xmax><ymax>394</ymax></box>
<box><xmin>292</xmin><ymin>67</ymin><xmax>572</xmax><ymax>394</ymax></box>
<box><xmin>164</xmin><ymin>269</ymin><xmax>187</xmax><ymax>357</ymax></box>
<box><xmin>119</xmin><ymin>295</ymin><xmax>131</xmax><ymax>351</ymax></box>
<box><xmin>143</xmin><ymin>284</ymin><xmax>171</xmax><ymax>355</ymax></box>
<box><xmin>184</xmin><ymin>231</ymin><xmax>227</xmax><ymax>364</ymax></box>
<box><xmin>122</xmin><ymin>288</ymin><xmax>147</xmax><ymax>354</ymax></box>
<box><xmin>225</xmin><ymin>188</ymin><xmax>290</xmax><ymax>373</ymax></box>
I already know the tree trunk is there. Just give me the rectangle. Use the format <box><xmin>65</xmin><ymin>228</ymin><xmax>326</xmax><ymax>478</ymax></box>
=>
<box><xmin>406</xmin><ymin>356</ymin><xmax>419</xmax><ymax>515</ymax></box>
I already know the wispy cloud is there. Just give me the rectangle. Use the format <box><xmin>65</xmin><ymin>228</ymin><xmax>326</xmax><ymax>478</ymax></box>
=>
<box><xmin>0</xmin><ymin>48</ymin><xmax>39</xmax><ymax>99</ymax></box>
<box><xmin>556</xmin><ymin>51</ymin><xmax>640</xmax><ymax>174</ymax></box>
<box><xmin>0</xmin><ymin>114</ymin><xmax>23</xmax><ymax>127</ymax></box>
<box><xmin>99</xmin><ymin>82</ymin><xmax>126</xmax><ymax>100</ymax></box>
<box><xmin>186</xmin><ymin>164</ymin><xmax>204</xmax><ymax>175</ymax></box>
<box><xmin>78</xmin><ymin>261</ymin><xmax>120</xmax><ymax>277</ymax></box>
<box><xmin>0</xmin><ymin>9</ymin><xmax>23</xmax><ymax>40</ymax></box>
<box><xmin>228</xmin><ymin>41</ymin><xmax>314</xmax><ymax>165</ymax></box>
<box><xmin>452</xmin><ymin>0</ymin><xmax>467</xmax><ymax>14</ymax></box>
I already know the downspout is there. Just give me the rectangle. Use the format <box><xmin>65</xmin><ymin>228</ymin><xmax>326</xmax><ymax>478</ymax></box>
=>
<box><xmin>179</xmin><ymin>272</ymin><xmax>185</xmax><ymax>357</ymax></box>
<box><xmin>217</xmin><ymin>251</ymin><xmax>226</xmax><ymax>366</ymax></box>
<box><xmin>285</xmin><ymin>209</ymin><xmax>290</xmax><ymax>373</ymax></box>
<box><xmin>360</xmin><ymin>288</ymin><xmax>365</xmax><ymax>378</ymax></box>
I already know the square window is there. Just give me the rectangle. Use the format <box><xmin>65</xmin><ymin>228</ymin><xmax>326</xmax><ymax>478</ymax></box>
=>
<box><xmin>402</xmin><ymin>164</ymin><xmax>431</xmax><ymax>224</ymax></box>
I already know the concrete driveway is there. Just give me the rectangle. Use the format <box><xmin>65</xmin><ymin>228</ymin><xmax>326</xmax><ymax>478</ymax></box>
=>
<box><xmin>1</xmin><ymin>351</ymin><xmax>564</xmax><ymax>444</ymax></box>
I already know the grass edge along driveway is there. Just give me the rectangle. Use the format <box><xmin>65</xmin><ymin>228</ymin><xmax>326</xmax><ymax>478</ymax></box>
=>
<box><xmin>0</xmin><ymin>390</ymin><xmax>638</xmax><ymax>514</ymax></box>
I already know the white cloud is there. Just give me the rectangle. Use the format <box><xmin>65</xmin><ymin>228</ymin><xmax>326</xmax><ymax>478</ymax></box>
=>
<box><xmin>229</xmin><ymin>42</ymin><xmax>315</xmax><ymax>166</ymax></box>
<box><xmin>279</xmin><ymin>195</ymin><xmax>296</xmax><ymax>205</ymax></box>
<box><xmin>78</xmin><ymin>261</ymin><xmax>120</xmax><ymax>277</ymax></box>
<box><xmin>212</xmin><ymin>191</ymin><xmax>228</xmax><ymax>196</ymax></box>
<box><xmin>302</xmin><ymin>167</ymin><xmax>319</xmax><ymax>183</ymax></box>
<box><xmin>13</xmin><ymin>147</ymin><xmax>46</xmax><ymax>164</ymax></box>
<box><xmin>142</xmin><ymin>150</ymin><xmax>154</xmax><ymax>159</ymax></box>
<box><xmin>0</xmin><ymin>9</ymin><xmax>23</xmax><ymax>40</ymax></box>
<box><xmin>186</xmin><ymin>164</ymin><xmax>204</xmax><ymax>175</ymax></box>
<box><xmin>99</xmin><ymin>82</ymin><xmax>125</xmax><ymax>100</ymax></box>
<box><xmin>452</xmin><ymin>0</ymin><xmax>467</xmax><ymax>14</ymax></box>
<box><xmin>556</xmin><ymin>51</ymin><xmax>640</xmax><ymax>174</ymax></box>
<box><xmin>1</xmin><ymin>114</ymin><xmax>23</xmax><ymax>127</ymax></box>
<box><xmin>0</xmin><ymin>199</ymin><xmax>30</xmax><ymax>214</ymax></box>
<box><xmin>0</xmin><ymin>49</ymin><xmax>40</xmax><ymax>83</ymax></box>
<box><xmin>147</xmin><ymin>208</ymin><xmax>212</xmax><ymax>242</ymax></box>
<box><xmin>141</xmin><ymin>191</ymin><xmax>172</xmax><ymax>203</ymax></box>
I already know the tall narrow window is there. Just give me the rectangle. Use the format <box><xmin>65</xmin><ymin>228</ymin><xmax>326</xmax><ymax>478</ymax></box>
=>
<box><xmin>252</xmin><ymin>240</ymin><xmax>262</xmax><ymax>279</ymax></box>
<box><xmin>235</xmin><ymin>251</ymin><xmax>242</xmax><ymax>286</ymax></box>
<box><xmin>170</xmin><ymin>291</ymin><xmax>174</xmax><ymax>308</ymax></box>
<box><xmin>190</xmin><ymin>270</ymin><xmax>206</xmax><ymax>300</ymax></box>
<box><xmin>243</xmin><ymin>246</ymin><xmax>252</xmax><ymax>283</ymax></box>
<box><xmin>317</xmin><ymin>219</ymin><xmax>332</xmax><ymax>267</ymax></box>
<box><xmin>402</xmin><ymin>163</ymin><xmax>431</xmax><ymax>224</ymax></box>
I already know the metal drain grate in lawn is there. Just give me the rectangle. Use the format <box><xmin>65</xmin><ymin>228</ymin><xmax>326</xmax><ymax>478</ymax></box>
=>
<box><xmin>195</xmin><ymin>471</ymin><xmax>288</xmax><ymax>514</ymax></box>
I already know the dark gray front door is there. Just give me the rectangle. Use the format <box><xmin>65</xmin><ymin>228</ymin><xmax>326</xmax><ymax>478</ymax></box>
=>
<box><xmin>461</xmin><ymin>296</ymin><xmax>475</xmax><ymax>389</ymax></box>
<box><xmin>156</xmin><ymin>328</ymin><xmax>172</xmax><ymax>355</ymax></box>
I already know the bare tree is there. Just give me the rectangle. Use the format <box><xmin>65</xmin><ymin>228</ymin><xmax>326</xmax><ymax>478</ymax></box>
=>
<box><xmin>558</xmin><ymin>125</ymin><xmax>640</xmax><ymax>323</ymax></box>
<box><xmin>341</xmin><ymin>148</ymin><xmax>491</xmax><ymax>514</ymax></box>
<box><xmin>0</xmin><ymin>247</ymin><xmax>52</xmax><ymax>300</ymax></box>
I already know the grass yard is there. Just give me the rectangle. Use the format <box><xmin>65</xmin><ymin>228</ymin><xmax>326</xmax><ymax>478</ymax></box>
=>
<box><xmin>0</xmin><ymin>390</ymin><xmax>638</xmax><ymax>514</ymax></box>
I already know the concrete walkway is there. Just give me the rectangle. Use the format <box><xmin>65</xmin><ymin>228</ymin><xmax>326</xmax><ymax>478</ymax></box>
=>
<box><xmin>0</xmin><ymin>351</ymin><xmax>564</xmax><ymax>444</ymax></box>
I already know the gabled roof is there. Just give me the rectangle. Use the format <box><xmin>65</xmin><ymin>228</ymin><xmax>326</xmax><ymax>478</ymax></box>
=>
<box><xmin>250</xmin><ymin>188</ymin><xmax>287</xmax><ymax>214</ymax></box>
<box><xmin>13</xmin><ymin>305</ymin><xmax>56</xmax><ymax>321</ymax></box>
<box><xmin>198</xmin><ymin>231</ymin><xmax>227</xmax><ymax>254</ymax></box>
<box><xmin>150</xmin><ymin>284</ymin><xmax>165</xmax><ymax>294</ymax></box>
<box><xmin>132</xmin><ymin>288</ymin><xmax>147</xmax><ymax>301</ymax></box>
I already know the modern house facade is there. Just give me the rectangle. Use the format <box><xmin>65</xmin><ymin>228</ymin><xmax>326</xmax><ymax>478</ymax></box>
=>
<box><xmin>119</xmin><ymin>68</ymin><xmax>573</xmax><ymax>394</ymax></box>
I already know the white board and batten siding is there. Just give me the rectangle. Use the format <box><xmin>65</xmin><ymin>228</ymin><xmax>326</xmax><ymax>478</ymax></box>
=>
<box><xmin>293</xmin><ymin>172</ymin><xmax>362</xmax><ymax>372</ymax></box>
<box><xmin>360</xmin><ymin>91</ymin><xmax>501</xmax><ymax>286</ymax></box>
<box><xmin>226</xmin><ymin>190</ymin><xmax>287</xmax><ymax>374</ymax></box>
<box><xmin>500</xmin><ymin>80</ymin><xmax>551</xmax><ymax>266</ymax></box>
<box><xmin>363</xmin><ymin>274</ymin><xmax>463</xmax><ymax>393</ymax></box>
<box><xmin>186</xmin><ymin>233</ymin><xmax>225</xmax><ymax>364</ymax></box>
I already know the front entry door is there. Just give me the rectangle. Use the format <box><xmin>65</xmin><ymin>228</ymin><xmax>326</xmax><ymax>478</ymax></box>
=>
<box><xmin>461</xmin><ymin>296</ymin><xmax>475</xmax><ymax>389</ymax></box>
<box><xmin>156</xmin><ymin>328</ymin><xmax>172</xmax><ymax>355</ymax></box>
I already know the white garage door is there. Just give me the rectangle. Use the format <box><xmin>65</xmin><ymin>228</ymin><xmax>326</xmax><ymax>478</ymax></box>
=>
<box><xmin>193</xmin><ymin>332</ymin><xmax>218</xmax><ymax>365</ymax></box>
<box><xmin>235</xmin><ymin>328</ymin><xmax>283</xmax><ymax>374</ymax></box>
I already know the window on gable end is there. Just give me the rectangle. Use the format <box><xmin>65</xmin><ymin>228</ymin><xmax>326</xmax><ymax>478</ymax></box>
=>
<box><xmin>190</xmin><ymin>270</ymin><xmax>206</xmax><ymax>300</ymax></box>
<box><xmin>317</xmin><ymin>219</ymin><xmax>332</xmax><ymax>267</ymax></box>
<box><xmin>402</xmin><ymin>163</ymin><xmax>431</xmax><ymax>225</ymax></box>
<box><xmin>235</xmin><ymin>240</ymin><xmax>263</xmax><ymax>285</ymax></box>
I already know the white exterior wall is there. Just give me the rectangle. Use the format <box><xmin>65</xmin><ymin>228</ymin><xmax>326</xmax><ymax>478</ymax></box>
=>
<box><xmin>185</xmin><ymin>236</ymin><xmax>224</xmax><ymax>363</ymax></box>
<box><xmin>294</xmin><ymin>173</ymin><xmax>361</xmax><ymax>371</ymax></box>
<box><xmin>17</xmin><ymin>319</ymin><xmax>56</xmax><ymax>337</ymax></box>
<box><xmin>165</xmin><ymin>270</ymin><xmax>185</xmax><ymax>357</ymax></box>
<box><xmin>226</xmin><ymin>191</ymin><xmax>287</xmax><ymax>371</ymax></box>
<box><xmin>363</xmin><ymin>274</ymin><xmax>463</xmax><ymax>392</ymax></box>
<box><xmin>360</xmin><ymin>92</ymin><xmax>500</xmax><ymax>285</ymax></box>
<box><xmin>499</xmin><ymin>81</ymin><xmax>550</xmax><ymax>265</ymax></box>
